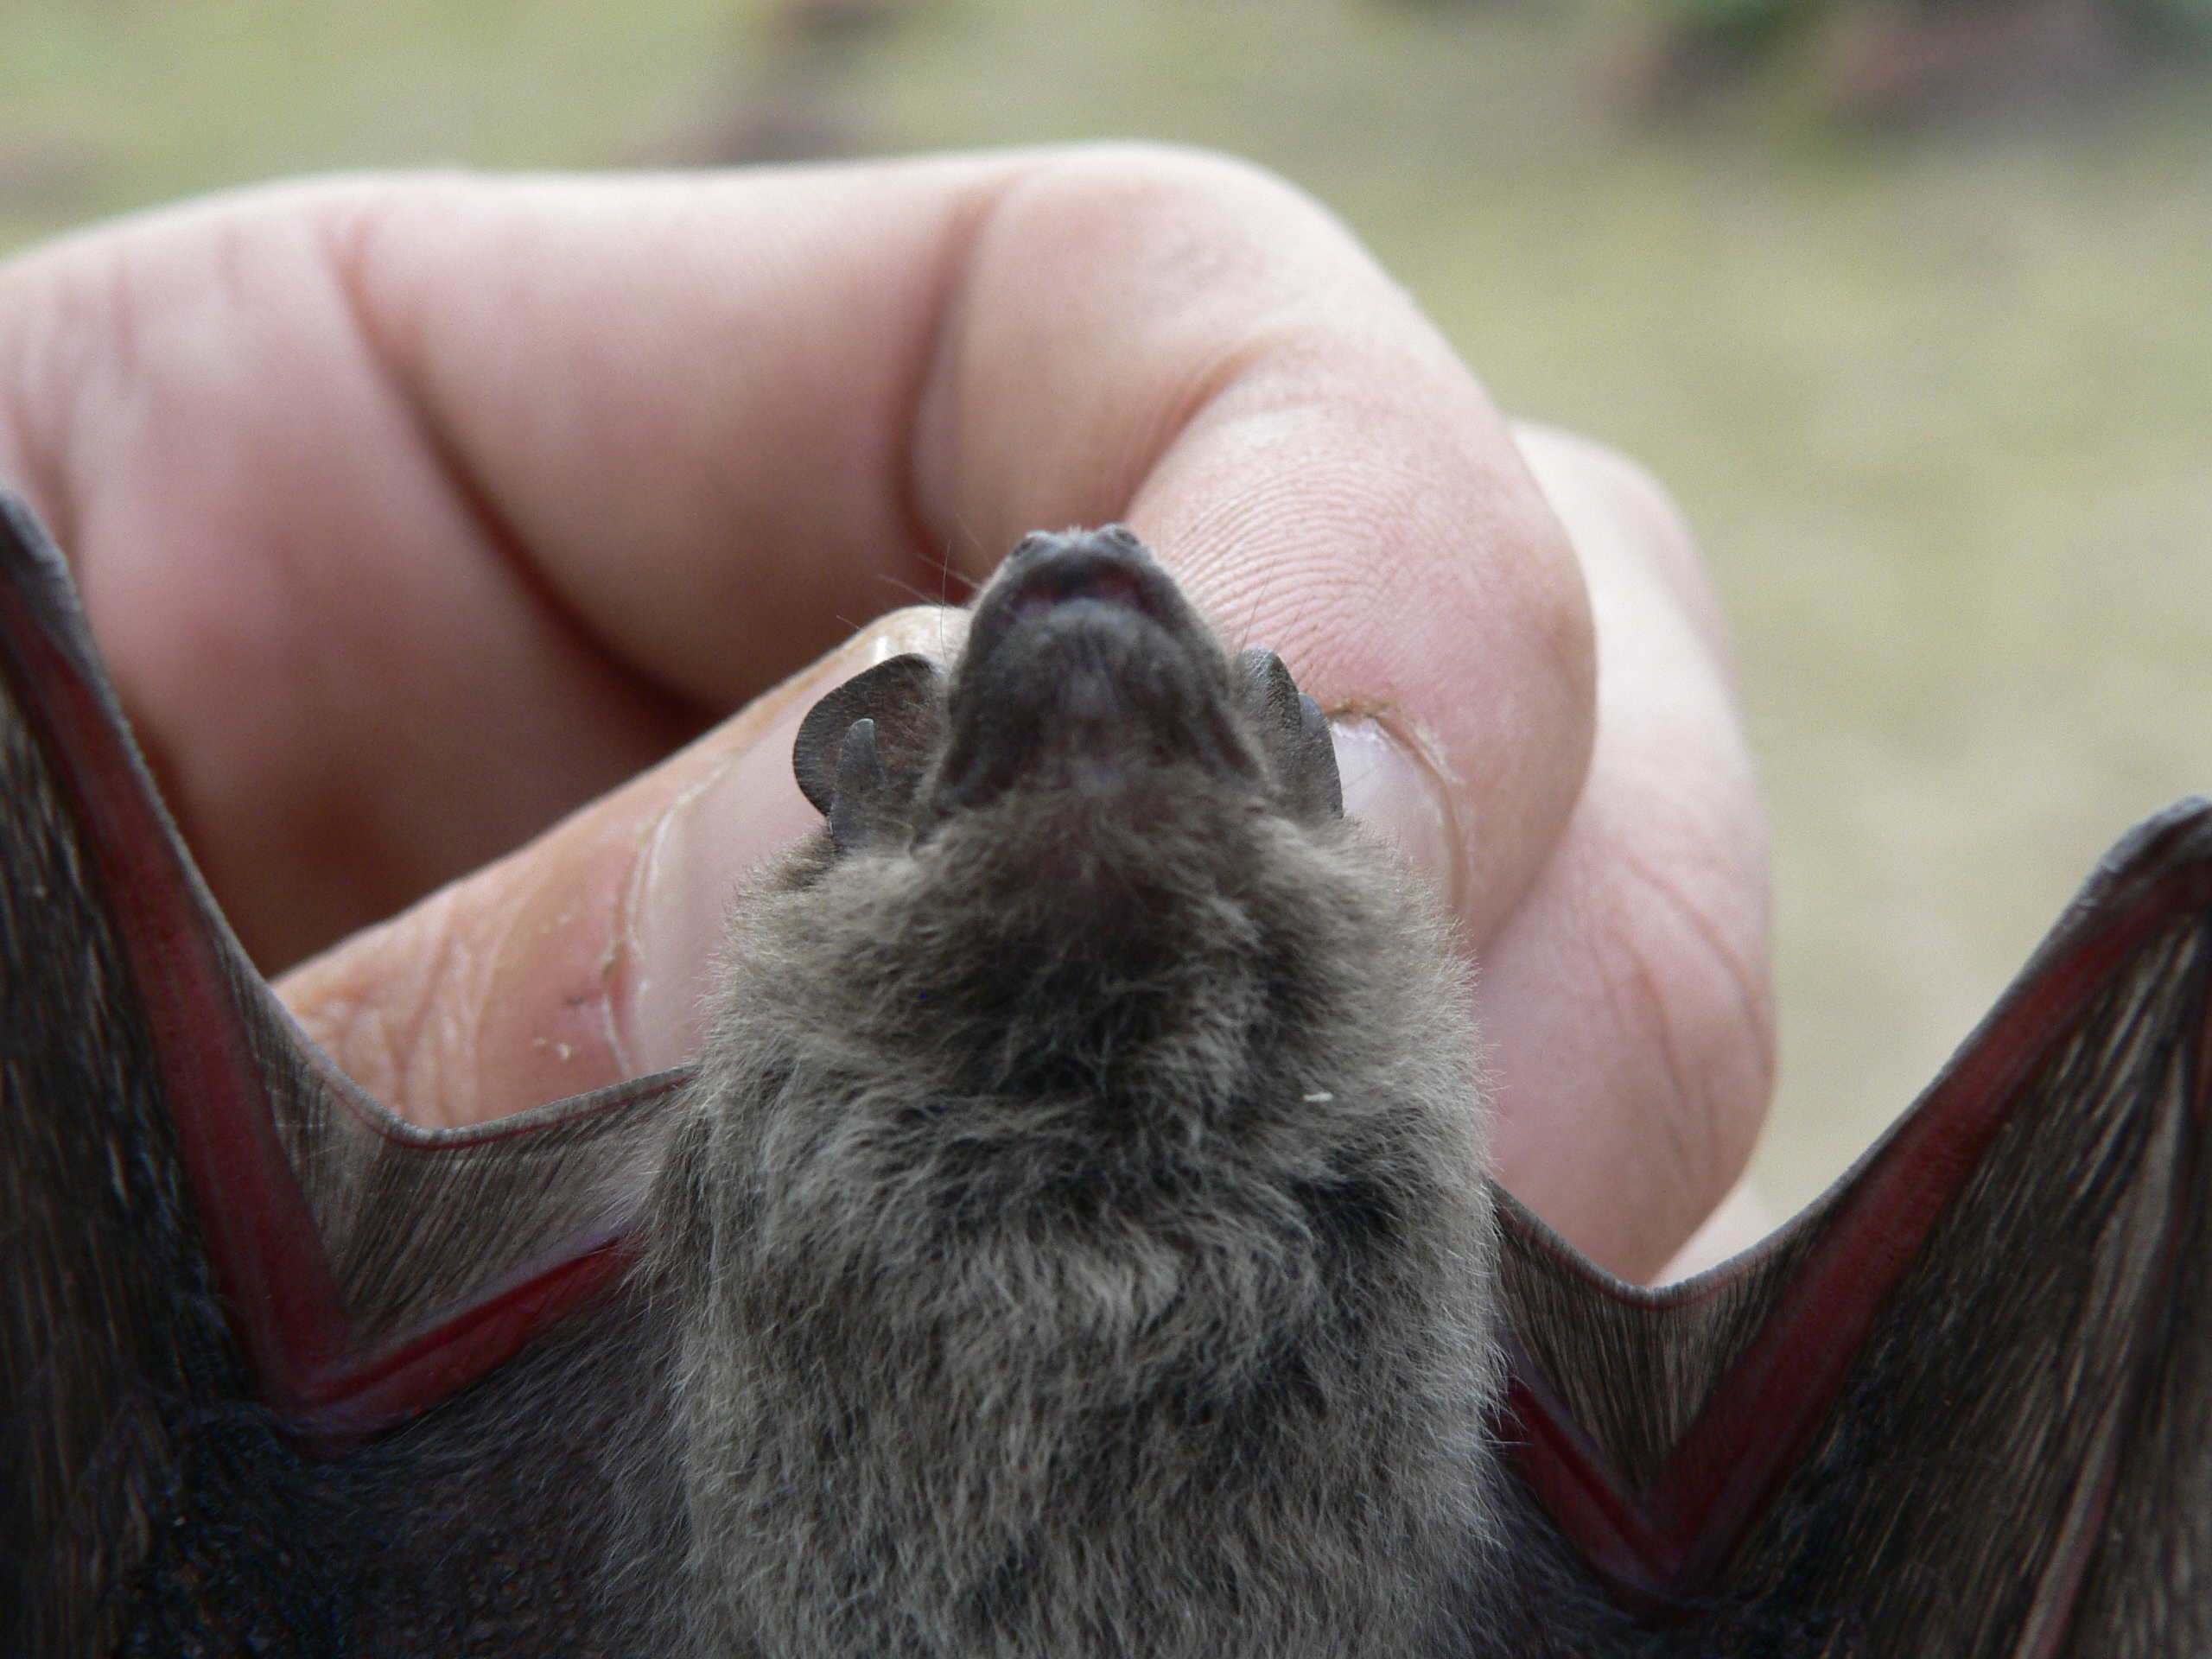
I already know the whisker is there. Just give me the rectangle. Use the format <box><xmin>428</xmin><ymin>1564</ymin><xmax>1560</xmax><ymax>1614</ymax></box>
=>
<box><xmin>871</xmin><ymin>570</ymin><xmax>944</xmax><ymax>609</ymax></box>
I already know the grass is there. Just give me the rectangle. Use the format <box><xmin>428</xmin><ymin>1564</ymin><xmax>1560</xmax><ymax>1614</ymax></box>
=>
<box><xmin>3</xmin><ymin>0</ymin><xmax>2209</xmax><ymax>1220</ymax></box>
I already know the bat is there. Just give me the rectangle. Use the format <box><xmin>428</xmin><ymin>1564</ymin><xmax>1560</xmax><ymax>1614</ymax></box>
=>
<box><xmin>3</xmin><ymin>495</ymin><xmax>2207</xmax><ymax>1656</ymax></box>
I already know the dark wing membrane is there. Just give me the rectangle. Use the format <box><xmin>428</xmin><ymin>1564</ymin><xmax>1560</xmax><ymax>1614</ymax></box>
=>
<box><xmin>1496</xmin><ymin>800</ymin><xmax>2212</xmax><ymax>1656</ymax></box>
<box><xmin>0</xmin><ymin>492</ymin><xmax>688</xmax><ymax>1620</ymax></box>
<box><xmin>0</xmin><ymin>505</ymin><xmax>246</xmax><ymax>1656</ymax></box>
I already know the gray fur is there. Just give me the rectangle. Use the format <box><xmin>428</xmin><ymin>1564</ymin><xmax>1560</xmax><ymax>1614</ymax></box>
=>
<box><xmin>655</xmin><ymin>527</ymin><xmax>1502</xmax><ymax>1657</ymax></box>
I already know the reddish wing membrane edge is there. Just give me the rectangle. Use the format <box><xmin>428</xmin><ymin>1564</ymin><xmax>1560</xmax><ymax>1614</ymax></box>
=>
<box><xmin>0</xmin><ymin>493</ymin><xmax>674</xmax><ymax>1447</ymax></box>
<box><xmin>1499</xmin><ymin>798</ymin><xmax>2212</xmax><ymax>1616</ymax></box>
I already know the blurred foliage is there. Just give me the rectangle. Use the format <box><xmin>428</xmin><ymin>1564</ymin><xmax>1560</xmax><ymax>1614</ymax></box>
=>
<box><xmin>1664</xmin><ymin>0</ymin><xmax>2212</xmax><ymax>42</ymax></box>
<box><xmin>1636</xmin><ymin>0</ymin><xmax>2210</xmax><ymax>123</ymax></box>
<box><xmin>0</xmin><ymin>0</ymin><xmax>2209</xmax><ymax>1218</ymax></box>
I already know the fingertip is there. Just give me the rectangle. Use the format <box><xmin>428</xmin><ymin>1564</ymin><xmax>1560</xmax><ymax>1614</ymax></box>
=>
<box><xmin>607</xmin><ymin>604</ymin><xmax>966</xmax><ymax>1077</ymax></box>
<box><xmin>1333</xmin><ymin>715</ymin><xmax>1462</xmax><ymax>917</ymax></box>
<box><xmin>606</xmin><ymin>730</ymin><xmax>817</xmax><ymax>1077</ymax></box>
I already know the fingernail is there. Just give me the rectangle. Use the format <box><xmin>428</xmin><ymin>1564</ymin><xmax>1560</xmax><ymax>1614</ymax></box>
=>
<box><xmin>1332</xmin><ymin>717</ymin><xmax>1463</xmax><ymax>916</ymax></box>
<box><xmin>609</xmin><ymin>607</ymin><xmax>967</xmax><ymax>1075</ymax></box>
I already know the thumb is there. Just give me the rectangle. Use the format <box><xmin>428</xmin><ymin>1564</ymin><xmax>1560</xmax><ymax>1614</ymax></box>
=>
<box><xmin>273</xmin><ymin>607</ymin><xmax>961</xmax><ymax>1129</ymax></box>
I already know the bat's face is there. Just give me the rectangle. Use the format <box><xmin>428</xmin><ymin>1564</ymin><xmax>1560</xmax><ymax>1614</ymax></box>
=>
<box><xmin>726</xmin><ymin>524</ymin><xmax>1430</xmax><ymax>1127</ymax></box>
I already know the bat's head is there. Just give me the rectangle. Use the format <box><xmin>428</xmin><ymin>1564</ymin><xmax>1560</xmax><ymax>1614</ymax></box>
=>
<box><xmin>790</xmin><ymin>524</ymin><xmax>1342</xmax><ymax>923</ymax></box>
<box><xmin>758</xmin><ymin>524</ymin><xmax>1447</xmax><ymax>1112</ymax></box>
<box><xmin>693</xmin><ymin>523</ymin><xmax>1484</xmax><ymax>1223</ymax></box>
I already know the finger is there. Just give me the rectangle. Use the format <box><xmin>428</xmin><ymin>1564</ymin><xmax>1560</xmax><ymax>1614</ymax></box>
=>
<box><xmin>1652</xmin><ymin>1173</ymin><xmax>1771</xmax><ymax>1285</ymax></box>
<box><xmin>0</xmin><ymin>194</ymin><xmax>709</xmax><ymax>968</ymax></box>
<box><xmin>1478</xmin><ymin>425</ymin><xmax>1775</xmax><ymax>1281</ymax></box>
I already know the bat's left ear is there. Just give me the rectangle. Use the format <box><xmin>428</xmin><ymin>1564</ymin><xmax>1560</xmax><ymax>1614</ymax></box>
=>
<box><xmin>792</xmin><ymin>652</ymin><xmax>947</xmax><ymax>830</ymax></box>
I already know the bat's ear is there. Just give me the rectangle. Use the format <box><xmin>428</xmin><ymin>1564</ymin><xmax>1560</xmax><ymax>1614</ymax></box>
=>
<box><xmin>1236</xmin><ymin>648</ymin><xmax>1342</xmax><ymax>824</ymax></box>
<box><xmin>791</xmin><ymin>652</ymin><xmax>947</xmax><ymax>834</ymax></box>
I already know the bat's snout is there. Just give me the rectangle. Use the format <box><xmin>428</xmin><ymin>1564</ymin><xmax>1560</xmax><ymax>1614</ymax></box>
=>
<box><xmin>1000</xmin><ymin>525</ymin><xmax>1176</xmax><ymax>626</ymax></box>
<box><xmin>791</xmin><ymin>526</ymin><xmax>1339</xmax><ymax>853</ymax></box>
<box><xmin>933</xmin><ymin>526</ymin><xmax>1260</xmax><ymax>814</ymax></box>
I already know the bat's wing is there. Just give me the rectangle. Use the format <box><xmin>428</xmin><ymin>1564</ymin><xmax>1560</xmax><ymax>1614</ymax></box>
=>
<box><xmin>0</xmin><ymin>494</ymin><xmax>687</xmax><ymax>1649</ymax></box>
<box><xmin>1494</xmin><ymin>799</ymin><xmax>2212</xmax><ymax>1655</ymax></box>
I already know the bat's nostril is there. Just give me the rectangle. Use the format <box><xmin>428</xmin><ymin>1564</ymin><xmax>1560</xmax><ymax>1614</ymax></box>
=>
<box><xmin>1007</xmin><ymin>541</ymin><xmax>1159</xmax><ymax>620</ymax></box>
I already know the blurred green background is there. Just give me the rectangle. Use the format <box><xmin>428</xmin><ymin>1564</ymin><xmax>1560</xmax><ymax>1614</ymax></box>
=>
<box><xmin>3</xmin><ymin>0</ymin><xmax>2208</xmax><ymax>1227</ymax></box>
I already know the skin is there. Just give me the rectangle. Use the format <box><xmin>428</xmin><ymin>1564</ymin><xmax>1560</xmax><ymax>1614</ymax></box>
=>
<box><xmin>0</xmin><ymin>146</ymin><xmax>1770</xmax><ymax>1281</ymax></box>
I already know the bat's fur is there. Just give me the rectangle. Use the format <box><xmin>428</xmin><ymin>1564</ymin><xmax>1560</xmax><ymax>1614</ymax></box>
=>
<box><xmin>652</xmin><ymin>528</ymin><xmax>1502</xmax><ymax>1658</ymax></box>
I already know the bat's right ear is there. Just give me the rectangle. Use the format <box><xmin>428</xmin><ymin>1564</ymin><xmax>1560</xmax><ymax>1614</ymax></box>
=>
<box><xmin>791</xmin><ymin>652</ymin><xmax>946</xmax><ymax>817</ymax></box>
<box><xmin>1236</xmin><ymin>647</ymin><xmax>1343</xmax><ymax>824</ymax></box>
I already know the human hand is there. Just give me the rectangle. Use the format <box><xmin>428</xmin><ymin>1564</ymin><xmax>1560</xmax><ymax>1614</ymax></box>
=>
<box><xmin>0</xmin><ymin>148</ymin><xmax>1769</xmax><ymax>1281</ymax></box>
